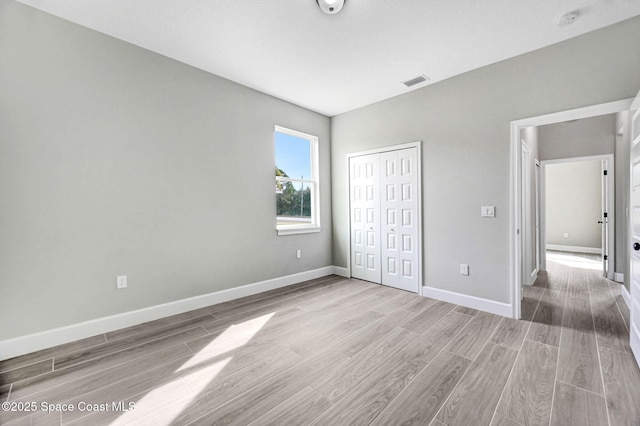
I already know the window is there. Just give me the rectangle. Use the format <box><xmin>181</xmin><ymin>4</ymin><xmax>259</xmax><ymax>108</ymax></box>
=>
<box><xmin>274</xmin><ymin>126</ymin><xmax>320</xmax><ymax>235</ymax></box>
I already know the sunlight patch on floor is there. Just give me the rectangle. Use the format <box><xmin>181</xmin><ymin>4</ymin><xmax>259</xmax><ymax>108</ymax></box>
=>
<box><xmin>177</xmin><ymin>312</ymin><xmax>275</xmax><ymax>372</ymax></box>
<box><xmin>110</xmin><ymin>357</ymin><xmax>232</xmax><ymax>425</ymax></box>
<box><xmin>547</xmin><ymin>252</ymin><xmax>602</xmax><ymax>271</ymax></box>
<box><xmin>109</xmin><ymin>312</ymin><xmax>275</xmax><ymax>425</ymax></box>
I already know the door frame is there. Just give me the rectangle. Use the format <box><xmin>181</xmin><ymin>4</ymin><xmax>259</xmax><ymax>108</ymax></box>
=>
<box><xmin>539</xmin><ymin>154</ymin><xmax>615</xmax><ymax>276</ymax></box>
<box><xmin>345</xmin><ymin>141</ymin><xmax>423</xmax><ymax>293</ymax></box>
<box><xmin>521</xmin><ymin>140</ymin><xmax>537</xmax><ymax>287</ymax></box>
<box><xmin>535</xmin><ymin>159</ymin><xmax>541</xmax><ymax>274</ymax></box>
<box><xmin>629</xmin><ymin>94</ymin><xmax>640</xmax><ymax>369</ymax></box>
<box><xmin>509</xmin><ymin>98</ymin><xmax>633</xmax><ymax>319</ymax></box>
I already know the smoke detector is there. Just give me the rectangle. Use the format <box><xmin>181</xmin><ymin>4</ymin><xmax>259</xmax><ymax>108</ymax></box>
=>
<box><xmin>558</xmin><ymin>11</ymin><xmax>580</xmax><ymax>27</ymax></box>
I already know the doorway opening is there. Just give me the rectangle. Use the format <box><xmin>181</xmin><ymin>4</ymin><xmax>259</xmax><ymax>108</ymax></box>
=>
<box><xmin>540</xmin><ymin>155</ymin><xmax>613</xmax><ymax>278</ymax></box>
<box><xmin>509</xmin><ymin>98</ymin><xmax>633</xmax><ymax>319</ymax></box>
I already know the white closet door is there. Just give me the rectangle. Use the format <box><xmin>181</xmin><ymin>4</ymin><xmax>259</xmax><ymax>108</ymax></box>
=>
<box><xmin>350</xmin><ymin>154</ymin><xmax>381</xmax><ymax>283</ymax></box>
<box><xmin>380</xmin><ymin>148</ymin><xmax>419</xmax><ymax>293</ymax></box>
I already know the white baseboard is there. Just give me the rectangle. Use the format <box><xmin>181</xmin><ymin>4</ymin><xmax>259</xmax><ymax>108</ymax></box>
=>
<box><xmin>546</xmin><ymin>244</ymin><xmax>601</xmax><ymax>254</ymax></box>
<box><xmin>614</xmin><ymin>272</ymin><xmax>625</xmax><ymax>283</ymax></box>
<box><xmin>421</xmin><ymin>286</ymin><xmax>512</xmax><ymax>318</ymax></box>
<box><xmin>0</xmin><ymin>266</ymin><xmax>337</xmax><ymax>361</ymax></box>
<box><xmin>332</xmin><ymin>266</ymin><xmax>350</xmax><ymax>278</ymax></box>
<box><xmin>622</xmin><ymin>284</ymin><xmax>631</xmax><ymax>309</ymax></box>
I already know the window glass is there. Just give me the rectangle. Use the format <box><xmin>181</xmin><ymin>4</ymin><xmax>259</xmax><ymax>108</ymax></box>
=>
<box><xmin>275</xmin><ymin>126</ymin><xmax>319</xmax><ymax>234</ymax></box>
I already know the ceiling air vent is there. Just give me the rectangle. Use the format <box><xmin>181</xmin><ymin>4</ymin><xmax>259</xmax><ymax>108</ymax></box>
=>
<box><xmin>403</xmin><ymin>74</ymin><xmax>429</xmax><ymax>88</ymax></box>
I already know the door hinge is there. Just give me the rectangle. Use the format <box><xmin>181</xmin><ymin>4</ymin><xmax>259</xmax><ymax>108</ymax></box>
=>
<box><xmin>604</xmin><ymin>255</ymin><xmax>608</xmax><ymax>260</ymax></box>
<box><xmin>604</xmin><ymin>212</ymin><xmax>608</xmax><ymax>218</ymax></box>
<box><xmin>604</xmin><ymin>170</ymin><xmax>608</xmax><ymax>176</ymax></box>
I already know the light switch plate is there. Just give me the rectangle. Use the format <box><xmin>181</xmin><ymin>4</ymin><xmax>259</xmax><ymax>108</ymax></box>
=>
<box><xmin>481</xmin><ymin>206</ymin><xmax>495</xmax><ymax>218</ymax></box>
<box><xmin>116</xmin><ymin>275</ymin><xmax>127</xmax><ymax>289</ymax></box>
<box><xmin>460</xmin><ymin>264</ymin><xmax>470</xmax><ymax>276</ymax></box>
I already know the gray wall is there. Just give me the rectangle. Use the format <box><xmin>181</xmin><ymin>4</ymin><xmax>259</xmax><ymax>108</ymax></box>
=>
<box><xmin>538</xmin><ymin>114</ymin><xmax>616</xmax><ymax>161</ymax></box>
<box><xmin>331</xmin><ymin>16</ymin><xmax>640</xmax><ymax>304</ymax></box>
<box><xmin>545</xmin><ymin>161</ymin><xmax>602</xmax><ymax>248</ymax></box>
<box><xmin>0</xmin><ymin>0</ymin><xmax>332</xmax><ymax>340</ymax></box>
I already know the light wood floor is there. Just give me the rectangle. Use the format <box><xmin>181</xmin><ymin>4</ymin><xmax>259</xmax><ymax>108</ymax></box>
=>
<box><xmin>1</xmin><ymin>253</ymin><xmax>639</xmax><ymax>425</ymax></box>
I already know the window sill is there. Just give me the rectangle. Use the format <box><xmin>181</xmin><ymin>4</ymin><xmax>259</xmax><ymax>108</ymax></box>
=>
<box><xmin>276</xmin><ymin>226</ymin><xmax>321</xmax><ymax>236</ymax></box>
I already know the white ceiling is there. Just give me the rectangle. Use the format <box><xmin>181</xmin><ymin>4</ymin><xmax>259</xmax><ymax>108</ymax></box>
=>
<box><xmin>16</xmin><ymin>0</ymin><xmax>640</xmax><ymax>117</ymax></box>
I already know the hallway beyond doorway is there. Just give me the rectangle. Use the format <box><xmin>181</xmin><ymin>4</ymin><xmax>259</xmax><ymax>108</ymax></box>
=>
<box><xmin>521</xmin><ymin>251</ymin><xmax>639</xmax><ymax>424</ymax></box>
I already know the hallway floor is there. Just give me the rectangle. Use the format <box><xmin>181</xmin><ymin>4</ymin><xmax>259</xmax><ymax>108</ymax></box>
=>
<box><xmin>521</xmin><ymin>251</ymin><xmax>640</xmax><ymax>425</ymax></box>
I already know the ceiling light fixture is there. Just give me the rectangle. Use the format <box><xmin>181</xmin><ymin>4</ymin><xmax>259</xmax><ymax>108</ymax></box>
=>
<box><xmin>316</xmin><ymin>0</ymin><xmax>346</xmax><ymax>15</ymax></box>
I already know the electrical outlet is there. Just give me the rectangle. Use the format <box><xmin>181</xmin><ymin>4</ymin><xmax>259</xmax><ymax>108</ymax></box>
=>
<box><xmin>296</xmin><ymin>249</ymin><xmax>302</xmax><ymax>259</ymax></box>
<box><xmin>460</xmin><ymin>264</ymin><xmax>469</xmax><ymax>276</ymax></box>
<box><xmin>116</xmin><ymin>275</ymin><xmax>127</xmax><ymax>289</ymax></box>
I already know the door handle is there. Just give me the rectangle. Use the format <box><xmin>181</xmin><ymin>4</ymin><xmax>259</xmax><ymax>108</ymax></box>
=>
<box><xmin>634</xmin><ymin>242</ymin><xmax>640</xmax><ymax>251</ymax></box>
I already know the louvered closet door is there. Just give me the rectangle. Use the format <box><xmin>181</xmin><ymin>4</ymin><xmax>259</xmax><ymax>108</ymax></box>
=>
<box><xmin>380</xmin><ymin>148</ymin><xmax>419</xmax><ymax>293</ymax></box>
<box><xmin>350</xmin><ymin>154</ymin><xmax>381</xmax><ymax>283</ymax></box>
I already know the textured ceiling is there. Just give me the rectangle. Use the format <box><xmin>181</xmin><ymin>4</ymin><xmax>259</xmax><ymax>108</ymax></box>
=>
<box><xmin>15</xmin><ymin>0</ymin><xmax>640</xmax><ymax>116</ymax></box>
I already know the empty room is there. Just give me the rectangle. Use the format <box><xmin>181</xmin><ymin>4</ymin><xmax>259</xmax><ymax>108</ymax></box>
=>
<box><xmin>2</xmin><ymin>0</ymin><xmax>640</xmax><ymax>425</ymax></box>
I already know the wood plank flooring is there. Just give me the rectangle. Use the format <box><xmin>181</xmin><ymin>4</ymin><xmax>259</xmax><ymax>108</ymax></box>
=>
<box><xmin>1</xmin><ymin>253</ymin><xmax>639</xmax><ymax>425</ymax></box>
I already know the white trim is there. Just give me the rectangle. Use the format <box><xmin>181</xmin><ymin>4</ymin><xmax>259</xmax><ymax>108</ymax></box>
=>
<box><xmin>332</xmin><ymin>266</ymin><xmax>350</xmax><ymax>278</ymax></box>
<box><xmin>521</xmin><ymin>140</ymin><xmax>534</xmax><ymax>287</ymax></box>
<box><xmin>345</xmin><ymin>141</ymin><xmax>423</xmax><ymax>291</ymax></box>
<box><xmin>614</xmin><ymin>272</ymin><xmax>625</xmax><ymax>284</ymax></box>
<box><xmin>421</xmin><ymin>286</ymin><xmax>512</xmax><ymax>317</ymax></box>
<box><xmin>346</xmin><ymin>141</ymin><xmax>424</xmax><ymax>158</ymax></box>
<box><xmin>0</xmin><ymin>266</ymin><xmax>336</xmax><ymax>361</ymax></box>
<box><xmin>276</xmin><ymin>226</ymin><xmax>321</xmax><ymax>236</ymax></box>
<box><xmin>546</xmin><ymin>244</ymin><xmax>603</xmax><ymax>254</ymax></box>
<box><xmin>540</xmin><ymin>154</ymin><xmax>615</xmax><ymax>165</ymax></box>
<box><xmin>622</xmin><ymin>284</ymin><xmax>631</xmax><ymax>308</ymax></box>
<box><xmin>509</xmin><ymin>116</ymin><xmax>521</xmax><ymax>319</ymax></box>
<box><xmin>513</xmin><ymin>99</ymin><xmax>634</xmax><ymax>128</ymax></box>
<box><xmin>510</xmin><ymin>98</ymin><xmax>633</xmax><ymax>319</ymax></box>
<box><xmin>344</xmin><ymin>150</ymin><xmax>352</xmax><ymax>277</ymax></box>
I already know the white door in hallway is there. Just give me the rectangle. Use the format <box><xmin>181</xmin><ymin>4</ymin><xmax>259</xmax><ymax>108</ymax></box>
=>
<box><xmin>629</xmin><ymin>89</ymin><xmax>640</xmax><ymax>368</ymax></box>
<box><xmin>601</xmin><ymin>159</ymin><xmax>610</xmax><ymax>277</ymax></box>
<box><xmin>350</xmin><ymin>147</ymin><xmax>420</xmax><ymax>293</ymax></box>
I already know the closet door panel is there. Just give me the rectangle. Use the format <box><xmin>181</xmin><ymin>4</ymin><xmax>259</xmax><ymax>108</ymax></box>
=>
<box><xmin>350</xmin><ymin>154</ymin><xmax>381</xmax><ymax>283</ymax></box>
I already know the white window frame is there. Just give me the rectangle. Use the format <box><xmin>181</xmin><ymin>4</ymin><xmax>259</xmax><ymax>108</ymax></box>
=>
<box><xmin>275</xmin><ymin>125</ymin><xmax>320</xmax><ymax>236</ymax></box>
